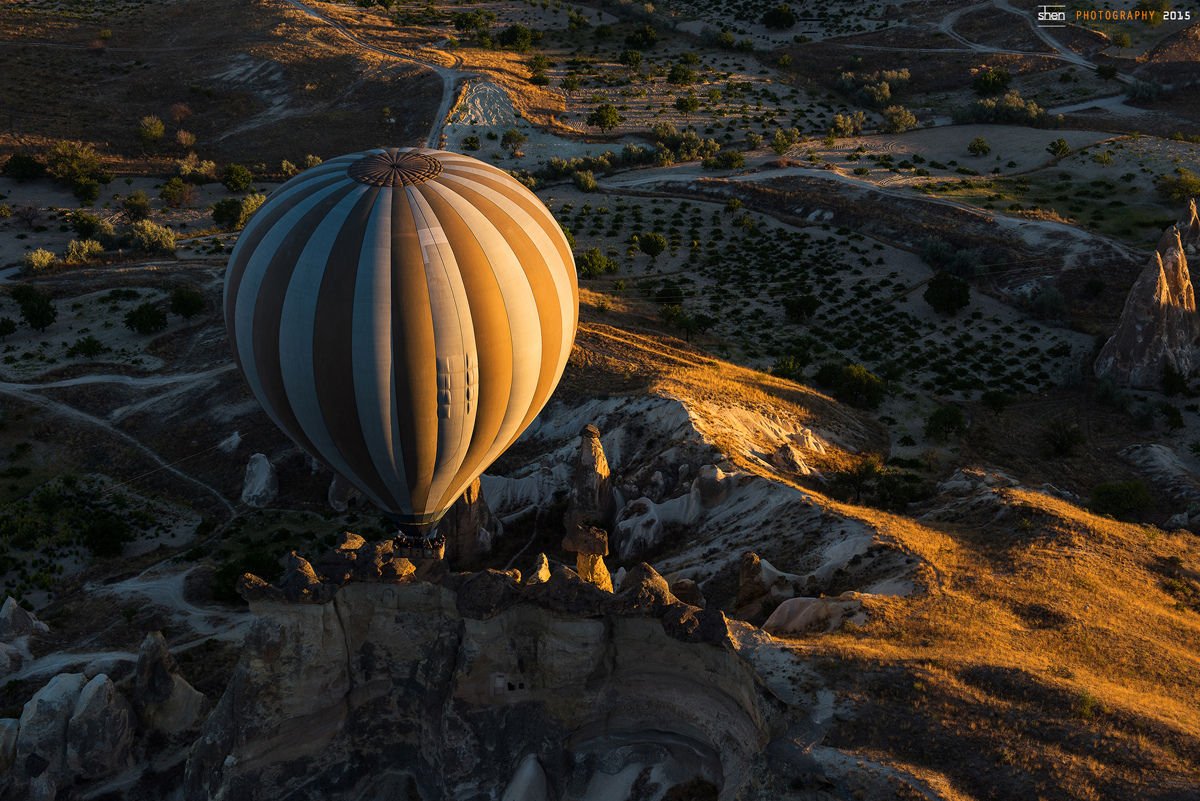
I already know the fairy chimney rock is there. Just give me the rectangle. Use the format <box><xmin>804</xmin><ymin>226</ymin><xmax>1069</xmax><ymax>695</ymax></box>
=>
<box><xmin>563</xmin><ymin>424</ymin><xmax>614</xmax><ymax>530</ymax></box>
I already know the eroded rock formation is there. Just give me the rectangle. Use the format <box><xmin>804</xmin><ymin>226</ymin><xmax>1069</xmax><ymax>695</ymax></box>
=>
<box><xmin>1094</xmin><ymin>203</ymin><xmax>1200</xmax><ymax>388</ymax></box>
<box><xmin>563</xmin><ymin>424</ymin><xmax>615</xmax><ymax>530</ymax></box>
<box><xmin>134</xmin><ymin>632</ymin><xmax>209</xmax><ymax>734</ymax></box>
<box><xmin>240</xmin><ymin>453</ymin><xmax>278</xmax><ymax>508</ymax></box>
<box><xmin>441</xmin><ymin>477</ymin><xmax>504</xmax><ymax>566</ymax></box>
<box><xmin>184</xmin><ymin>558</ymin><xmax>787</xmax><ymax>801</ymax></box>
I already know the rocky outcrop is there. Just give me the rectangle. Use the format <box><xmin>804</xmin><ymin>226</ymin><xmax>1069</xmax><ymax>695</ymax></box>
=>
<box><xmin>670</xmin><ymin>578</ymin><xmax>706</xmax><ymax>609</ymax></box>
<box><xmin>1120</xmin><ymin>443</ymin><xmax>1200</xmax><ymax>511</ymax></box>
<box><xmin>763</xmin><ymin>594</ymin><xmax>868</xmax><ymax>635</ymax></box>
<box><xmin>134</xmin><ymin>632</ymin><xmax>209</xmax><ymax>734</ymax></box>
<box><xmin>0</xmin><ymin>597</ymin><xmax>48</xmax><ymax>678</ymax></box>
<box><xmin>562</xmin><ymin>525</ymin><xmax>613</xmax><ymax>592</ymax></box>
<box><xmin>66</xmin><ymin>675</ymin><xmax>135</xmax><ymax>779</ymax></box>
<box><xmin>563</xmin><ymin>424</ymin><xmax>615</xmax><ymax>530</ymax></box>
<box><xmin>184</xmin><ymin>560</ymin><xmax>786</xmax><ymax>801</ymax></box>
<box><xmin>441</xmin><ymin>477</ymin><xmax>503</xmax><ymax>566</ymax></box>
<box><xmin>241</xmin><ymin>453</ymin><xmax>278</xmax><ymax>507</ymax></box>
<box><xmin>736</xmin><ymin>553</ymin><xmax>805</xmax><ymax>624</ymax></box>
<box><xmin>1094</xmin><ymin>207</ymin><xmax>1200</xmax><ymax>388</ymax></box>
<box><xmin>326</xmin><ymin>473</ymin><xmax>363</xmax><ymax>512</ymax></box>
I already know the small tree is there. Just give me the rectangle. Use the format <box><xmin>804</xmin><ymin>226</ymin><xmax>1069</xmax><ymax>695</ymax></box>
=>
<box><xmin>222</xmin><ymin>164</ymin><xmax>253</xmax><ymax>192</ymax></box>
<box><xmin>124</xmin><ymin>302</ymin><xmax>169</xmax><ymax>335</ymax></box>
<box><xmin>136</xmin><ymin>116</ymin><xmax>165</xmax><ymax>148</ymax></box>
<box><xmin>837</xmin><ymin>454</ymin><xmax>881</xmax><ymax>503</ymax></box>
<box><xmin>1042</xmin><ymin>417</ymin><xmax>1085</xmax><ymax>457</ymax></box>
<box><xmin>21</xmin><ymin>296</ymin><xmax>57</xmax><ymax>332</ymax></box>
<box><xmin>2</xmin><ymin>154</ymin><xmax>46</xmax><ymax>182</ymax></box>
<box><xmin>667</xmin><ymin>64</ymin><xmax>696</xmax><ymax>86</ymax></box>
<box><xmin>1157</xmin><ymin>169</ymin><xmax>1200</xmax><ymax>203</ymax></box>
<box><xmin>1047</xmin><ymin>138</ymin><xmax>1072</xmax><ymax>158</ymax></box>
<box><xmin>1112</xmin><ymin>32</ymin><xmax>1132</xmax><ymax>55</ymax></box>
<box><xmin>881</xmin><ymin>106</ymin><xmax>917</xmax><ymax>133</ymax></box>
<box><xmin>761</xmin><ymin>3</ymin><xmax>797</xmax><ymax>29</ymax></box>
<box><xmin>972</xmin><ymin>68</ymin><xmax>1011</xmax><ymax>96</ymax></box>
<box><xmin>981</xmin><ymin>390</ymin><xmax>1010</xmax><ymax>416</ymax></box>
<box><xmin>675</xmin><ymin>94</ymin><xmax>700</xmax><ymax>117</ymax></box>
<box><xmin>46</xmin><ymin>140</ymin><xmax>101</xmax><ymax>182</ymax></box>
<box><xmin>639</xmin><ymin>232</ymin><xmax>667</xmax><ymax>262</ymax></box>
<box><xmin>745</xmin><ymin>132</ymin><xmax>762</xmax><ymax>150</ymax></box>
<box><xmin>924</xmin><ymin>406</ymin><xmax>966</xmax><ymax>443</ymax></box>
<box><xmin>586</xmin><ymin>104</ymin><xmax>623</xmax><ymax>132</ymax></box>
<box><xmin>170</xmin><ymin>288</ymin><xmax>205</xmax><ymax>319</ymax></box>
<box><xmin>619</xmin><ymin>48</ymin><xmax>642</xmax><ymax>67</ymax></box>
<box><xmin>1090</xmin><ymin>480</ymin><xmax>1153</xmax><ymax>519</ymax></box>
<box><xmin>967</xmin><ymin>136</ymin><xmax>991</xmax><ymax>157</ymax></box>
<box><xmin>923</xmin><ymin>273</ymin><xmax>970</xmax><ymax>315</ymax></box>
<box><xmin>73</xmin><ymin>177</ymin><xmax>101</xmax><ymax>206</ymax></box>
<box><xmin>500</xmin><ymin>128</ymin><xmax>527</xmax><ymax>153</ymax></box>
<box><xmin>0</xmin><ymin>318</ymin><xmax>15</xmax><ymax>341</ymax></box>
<box><xmin>782</xmin><ymin>293</ymin><xmax>821</xmax><ymax>321</ymax></box>
<box><xmin>122</xmin><ymin>190</ymin><xmax>152</xmax><ymax>222</ymax></box>
<box><xmin>1096</xmin><ymin>64</ymin><xmax>1119</xmax><ymax>83</ymax></box>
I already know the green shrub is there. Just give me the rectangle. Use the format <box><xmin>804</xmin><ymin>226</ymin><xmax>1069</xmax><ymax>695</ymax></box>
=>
<box><xmin>19</xmin><ymin>249</ymin><xmax>56</xmax><ymax>276</ymax></box>
<box><xmin>1031</xmin><ymin>287</ymin><xmax>1068</xmax><ymax>320</ymax></box>
<box><xmin>462</xmin><ymin>135</ymin><xmax>481</xmax><ymax>151</ymax></box>
<box><xmin>761</xmin><ymin>3</ymin><xmax>797</xmax><ymax>28</ymax></box>
<box><xmin>1156</xmin><ymin>169</ymin><xmax>1200</xmax><ymax>203</ymax></box>
<box><xmin>924</xmin><ymin>406</ymin><xmax>966</xmax><ymax>443</ymax></box>
<box><xmin>72</xmin><ymin>177</ymin><xmax>100</xmax><ymax>206</ymax></box>
<box><xmin>122</xmin><ymin>190</ymin><xmax>152</xmax><ymax>222</ymax></box>
<box><xmin>160</xmin><ymin>177</ymin><xmax>191</xmax><ymax>207</ymax></box>
<box><xmin>954</xmin><ymin>91</ymin><xmax>1060</xmax><ymax>127</ymax></box>
<box><xmin>1</xmin><ymin>154</ymin><xmax>45</xmax><ymax>182</ymax></box>
<box><xmin>211</xmin><ymin>194</ymin><xmax>265</xmax><ymax>230</ymax></box>
<box><xmin>66</xmin><ymin>335</ymin><xmax>111</xmax><ymax>358</ymax></box>
<box><xmin>1042</xmin><ymin>417</ymin><xmax>1085</xmax><ymax>457</ymax></box>
<box><xmin>817</xmin><ymin>362</ymin><xmax>886</xmax><ymax>408</ymax></box>
<box><xmin>572</xmin><ymin>170</ymin><xmax>599</xmax><ymax>192</ymax></box>
<box><xmin>972</xmin><ymin>68</ymin><xmax>1011</xmax><ymax>96</ymax></box>
<box><xmin>577</xmin><ymin>247</ymin><xmax>617</xmax><ymax>278</ymax></box>
<box><xmin>46</xmin><ymin>140</ymin><xmax>101</xmax><ymax>182</ymax></box>
<box><xmin>924</xmin><ymin>273</ymin><xmax>970</xmax><ymax>315</ymax></box>
<box><xmin>136</xmin><ymin>115</ymin><xmax>165</xmax><ymax>147</ymax></box>
<box><xmin>70</xmin><ymin>211</ymin><xmax>114</xmax><ymax>241</ymax></box>
<box><xmin>124</xmin><ymin>302</ymin><xmax>169</xmax><ymax>334</ymax></box>
<box><xmin>64</xmin><ymin>239</ymin><xmax>103</xmax><ymax>263</ymax></box>
<box><xmin>128</xmin><ymin>219</ymin><xmax>176</xmax><ymax>256</ymax></box>
<box><xmin>882</xmin><ymin>105</ymin><xmax>917</xmax><ymax>133</ymax></box>
<box><xmin>169</xmin><ymin>288</ymin><xmax>205</xmax><ymax>318</ymax></box>
<box><xmin>222</xmin><ymin>164</ymin><xmax>253</xmax><ymax>192</ymax></box>
<box><xmin>1089</xmin><ymin>480</ymin><xmax>1153</xmax><ymax>519</ymax></box>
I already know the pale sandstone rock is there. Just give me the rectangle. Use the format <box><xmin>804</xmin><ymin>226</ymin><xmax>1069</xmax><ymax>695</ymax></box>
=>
<box><xmin>240</xmin><ymin>454</ymin><xmax>278</xmax><ymax>508</ymax></box>
<box><xmin>563</xmin><ymin>424</ymin><xmax>614</xmax><ymax>530</ymax></box>
<box><xmin>66</xmin><ymin>674</ymin><xmax>134</xmax><ymax>779</ymax></box>
<box><xmin>134</xmin><ymin>632</ymin><xmax>209</xmax><ymax>734</ymax></box>
<box><xmin>441</xmin><ymin>477</ymin><xmax>504</xmax><ymax>565</ymax></box>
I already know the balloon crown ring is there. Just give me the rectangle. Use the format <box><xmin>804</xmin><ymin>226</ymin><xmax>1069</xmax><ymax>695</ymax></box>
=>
<box><xmin>348</xmin><ymin>151</ymin><xmax>443</xmax><ymax>187</ymax></box>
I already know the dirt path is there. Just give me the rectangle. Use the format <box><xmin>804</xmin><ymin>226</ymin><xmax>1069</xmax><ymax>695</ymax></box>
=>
<box><xmin>279</xmin><ymin>0</ymin><xmax>465</xmax><ymax>148</ymax></box>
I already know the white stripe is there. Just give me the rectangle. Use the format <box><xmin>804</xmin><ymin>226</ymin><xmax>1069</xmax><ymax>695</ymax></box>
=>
<box><xmin>407</xmin><ymin>188</ymin><xmax>479</xmax><ymax>513</ymax></box>
<box><xmin>423</xmin><ymin>181</ymin><xmax>543</xmax><ymax>477</ymax></box>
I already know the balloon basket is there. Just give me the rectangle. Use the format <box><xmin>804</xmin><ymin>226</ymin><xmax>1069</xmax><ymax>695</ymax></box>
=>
<box><xmin>395</xmin><ymin>531</ymin><xmax>446</xmax><ymax>561</ymax></box>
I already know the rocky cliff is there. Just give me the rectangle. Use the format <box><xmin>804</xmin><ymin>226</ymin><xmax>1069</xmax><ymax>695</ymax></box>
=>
<box><xmin>184</xmin><ymin>563</ymin><xmax>790</xmax><ymax>801</ymax></box>
<box><xmin>1095</xmin><ymin>200</ymin><xmax>1200</xmax><ymax>388</ymax></box>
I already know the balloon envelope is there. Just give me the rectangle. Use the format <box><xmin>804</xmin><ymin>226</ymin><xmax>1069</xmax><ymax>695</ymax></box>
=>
<box><xmin>224</xmin><ymin>148</ymin><xmax>578</xmax><ymax>529</ymax></box>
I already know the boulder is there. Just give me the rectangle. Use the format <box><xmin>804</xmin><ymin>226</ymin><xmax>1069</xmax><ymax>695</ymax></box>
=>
<box><xmin>670</xmin><ymin>578</ymin><xmax>706</xmax><ymax>609</ymax></box>
<box><xmin>15</xmin><ymin>672</ymin><xmax>85</xmax><ymax>799</ymax></box>
<box><xmin>736</xmin><ymin>553</ymin><xmax>802</xmax><ymax>623</ymax></box>
<box><xmin>696</xmin><ymin>464</ymin><xmax>732</xmax><ymax>507</ymax></box>
<box><xmin>65</xmin><ymin>674</ymin><xmax>134</xmax><ymax>779</ymax></box>
<box><xmin>134</xmin><ymin>632</ymin><xmax>209</xmax><ymax>734</ymax></box>
<box><xmin>771</xmin><ymin>442</ymin><xmax>813</xmax><ymax>476</ymax></box>
<box><xmin>574</xmin><ymin>554</ymin><xmax>613</xmax><ymax>593</ymax></box>
<box><xmin>525</xmin><ymin>553</ymin><xmax>552</xmax><ymax>585</ymax></box>
<box><xmin>0</xmin><ymin>717</ymin><xmax>16</xmax><ymax>774</ymax></box>
<box><xmin>1094</xmin><ymin>218</ymin><xmax>1200</xmax><ymax>388</ymax></box>
<box><xmin>562</xmin><ymin>424</ymin><xmax>614</xmax><ymax>529</ymax></box>
<box><xmin>217</xmin><ymin>431</ymin><xmax>241</xmax><ymax>453</ymax></box>
<box><xmin>241</xmin><ymin>454</ymin><xmax>278</xmax><ymax>508</ymax></box>
<box><xmin>501</xmin><ymin>754</ymin><xmax>552</xmax><ymax>801</ymax></box>
<box><xmin>275</xmin><ymin>552</ymin><xmax>332</xmax><ymax>603</ymax></box>
<box><xmin>441</xmin><ymin>477</ymin><xmax>503</xmax><ymax>565</ymax></box>
<box><xmin>796</xmin><ymin>428</ymin><xmax>826</xmax><ymax>454</ymax></box>
<box><xmin>1167</xmin><ymin>512</ymin><xmax>1190</xmax><ymax>530</ymax></box>
<box><xmin>0</xmin><ymin>597</ymin><xmax>47</xmax><ymax>641</ymax></box>
<box><xmin>763</xmin><ymin>597</ymin><xmax>853</xmax><ymax>634</ymax></box>
<box><xmin>316</xmin><ymin>532</ymin><xmax>368</xmax><ymax>584</ymax></box>
<box><xmin>327</xmin><ymin>473</ymin><xmax>363</xmax><ymax>512</ymax></box>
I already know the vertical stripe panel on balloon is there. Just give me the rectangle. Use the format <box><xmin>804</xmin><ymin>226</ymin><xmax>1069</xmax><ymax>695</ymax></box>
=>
<box><xmin>388</xmin><ymin>185</ymin><xmax>440</xmax><ymax>520</ymax></box>
<box><xmin>427</xmin><ymin>175</ymin><xmax>564</xmax><ymax>491</ymax></box>
<box><xmin>250</xmin><ymin>183</ymin><xmax>361</xmax><ymax>466</ymax></box>
<box><xmin>225</xmin><ymin>174</ymin><xmax>348</xmax><ymax>361</ymax></box>
<box><xmin>279</xmin><ymin>187</ymin><xmax>397</xmax><ymax>512</ymax></box>
<box><xmin>312</xmin><ymin>186</ymin><xmax>403</xmax><ymax>513</ymax></box>
<box><xmin>422</xmin><ymin>181</ymin><xmax>542</xmax><ymax>506</ymax></box>
<box><xmin>437</xmin><ymin>164</ymin><xmax>578</xmax><ymax>351</ymax></box>
<box><xmin>233</xmin><ymin>181</ymin><xmax>355</xmax><ymax>433</ymax></box>
<box><xmin>350</xmin><ymin>188</ymin><xmax>418</xmax><ymax>515</ymax></box>
<box><xmin>413</xmin><ymin>182</ymin><xmax>514</xmax><ymax>519</ymax></box>
<box><xmin>405</xmin><ymin>187</ymin><xmax>478</xmax><ymax>515</ymax></box>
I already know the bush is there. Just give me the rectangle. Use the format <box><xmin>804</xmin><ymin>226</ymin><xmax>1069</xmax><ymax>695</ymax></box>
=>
<box><xmin>572</xmin><ymin>170</ymin><xmax>599</xmax><ymax>192</ymax></box>
<box><xmin>816</xmin><ymin>363</ymin><xmax>885</xmax><ymax>408</ymax></box>
<box><xmin>136</xmin><ymin>115</ymin><xmax>165</xmax><ymax>147</ymax></box>
<box><xmin>46</xmin><ymin>140</ymin><xmax>101</xmax><ymax>182</ymax></box>
<box><xmin>19</xmin><ymin>249</ymin><xmax>56</xmax><ymax>276</ymax></box>
<box><xmin>302</xmin><ymin>154</ymin><xmax>323</xmax><ymax>169</ymax></box>
<box><xmin>625</xmin><ymin>24</ymin><xmax>657</xmax><ymax>49</ymax></box>
<box><xmin>924</xmin><ymin>273</ymin><xmax>970</xmax><ymax>315</ymax></box>
<box><xmin>967</xmin><ymin>136</ymin><xmax>991</xmax><ymax>156</ymax></box>
<box><xmin>461</xmin><ymin>135</ymin><xmax>481</xmax><ymax>151</ymax></box>
<box><xmin>3</xmin><ymin>153</ymin><xmax>46</xmax><ymax>182</ymax></box>
<box><xmin>18</xmin><ymin>292</ymin><xmax>56</xmax><ymax>331</ymax></box>
<box><xmin>924</xmin><ymin>406</ymin><xmax>966</xmax><ymax>443</ymax></box>
<box><xmin>882</xmin><ymin>106</ymin><xmax>917</xmax><ymax>133</ymax></box>
<box><xmin>496</xmin><ymin>24</ymin><xmax>535</xmax><ymax>51</ymax></box>
<box><xmin>1090</xmin><ymin>480</ymin><xmax>1153</xmax><ymax>519</ymax></box>
<box><xmin>160</xmin><ymin>177</ymin><xmax>191</xmax><ymax>207</ymax></box>
<box><xmin>1046</xmin><ymin>138</ymin><xmax>1072</xmax><ymax>158</ymax></box>
<box><xmin>1030</xmin><ymin>287</ymin><xmax>1068</xmax><ymax>319</ymax></box>
<box><xmin>578</xmin><ymin>248</ymin><xmax>614</xmax><ymax>278</ymax></box>
<box><xmin>122</xmin><ymin>190</ymin><xmax>152</xmax><ymax>222</ymax></box>
<box><xmin>128</xmin><ymin>219</ymin><xmax>176</xmax><ymax>256</ymax></box>
<box><xmin>66</xmin><ymin>334</ymin><xmax>111</xmax><ymax>358</ymax></box>
<box><xmin>921</xmin><ymin>236</ymin><xmax>955</xmax><ymax>267</ymax></box>
<box><xmin>1125</xmin><ymin>79</ymin><xmax>1163</xmax><ymax>102</ymax></box>
<box><xmin>619</xmin><ymin>48</ymin><xmax>642</xmax><ymax>67</ymax></box>
<box><xmin>783</xmin><ymin>293</ymin><xmax>821</xmax><ymax>321</ymax></box>
<box><xmin>124</xmin><ymin>302</ymin><xmax>169</xmax><ymax>334</ymax></box>
<box><xmin>176</xmin><ymin>153</ymin><xmax>218</xmax><ymax>184</ymax></box>
<box><xmin>1042</xmin><ymin>417</ymin><xmax>1085</xmax><ymax>457</ymax></box>
<box><xmin>1162</xmin><ymin>363</ymin><xmax>1191</xmax><ymax>396</ymax></box>
<box><xmin>70</xmin><ymin>211</ymin><xmax>114</xmax><ymax>241</ymax></box>
<box><xmin>211</xmin><ymin>547</ymin><xmax>283</xmax><ymax>604</ymax></box>
<box><xmin>586</xmin><ymin>104</ymin><xmax>623</xmax><ymax>132</ymax></box>
<box><xmin>64</xmin><ymin>239</ymin><xmax>103</xmax><ymax>263</ymax></box>
<box><xmin>946</xmin><ymin>249</ymin><xmax>982</xmax><ymax>276</ymax></box>
<box><xmin>211</xmin><ymin>194</ymin><xmax>265</xmax><ymax>230</ymax></box>
<box><xmin>702</xmin><ymin>150</ymin><xmax>744</xmax><ymax>170</ymax></box>
<box><xmin>1156</xmin><ymin>169</ymin><xmax>1200</xmax><ymax>203</ymax></box>
<box><xmin>170</xmin><ymin>288</ymin><xmax>205</xmax><ymax>318</ymax></box>
<box><xmin>973</xmin><ymin>68</ymin><xmax>1011</xmax><ymax>96</ymax></box>
<box><xmin>762</xmin><ymin>3</ymin><xmax>797</xmax><ymax>28</ymax></box>
<box><xmin>639</xmin><ymin>232</ymin><xmax>668</xmax><ymax>261</ymax></box>
<box><xmin>83</xmin><ymin>510</ymin><xmax>135</xmax><ymax>557</ymax></box>
<box><xmin>222</xmin><ymin>164</ymin><xmax>253</xmax><ymax>192</ymax></box>
<box><xmin>72</xmin><ymin>177</ymin><xmax>101</xmax><ymax>206</ymax></box>
<box><xmin>953</xmin><ymin>91</ymin><xmax>1059</xmax><ymax>127</ymax></box>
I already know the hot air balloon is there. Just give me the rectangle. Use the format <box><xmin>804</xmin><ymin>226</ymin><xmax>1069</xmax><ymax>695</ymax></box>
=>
<box><xmin>224</xmin><ymin>148</ymin><xmax>578</xmax><ymax>555</ymax></box>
